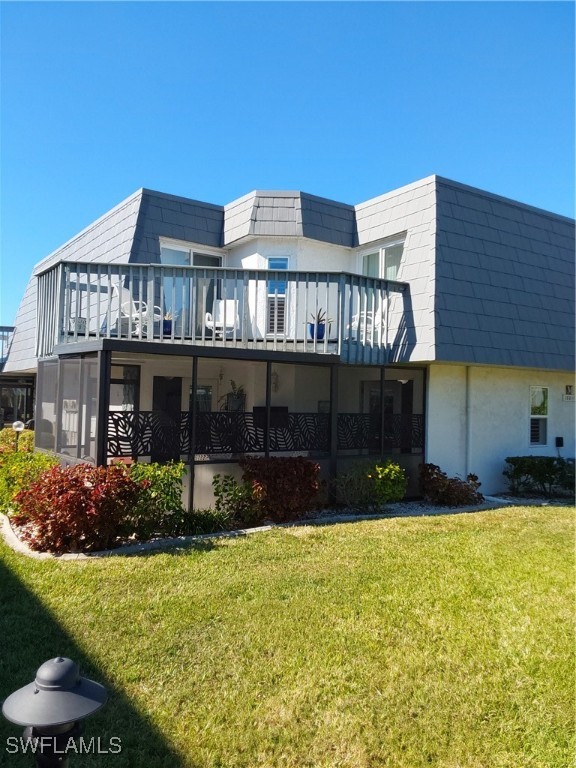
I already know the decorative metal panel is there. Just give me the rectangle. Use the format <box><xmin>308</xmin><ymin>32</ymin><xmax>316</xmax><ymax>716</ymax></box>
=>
<box><xmin>107</xmin><ymin>411</ymin><xmax>330</xmax><ymax>457</ymax></box>
<box><xmin>336</xmin><ymin>413</ymin><xmax>379</xmax><ymax>451</ymax></box>
<box><xmin>337</xmin><ymin>413</ymin><xmax>424</xmax><ymax>451</ymax></box>
<box><xmin>107</xmin><ymin>411</ymin><xmax>423</xmax><ymax>458</ymax></box>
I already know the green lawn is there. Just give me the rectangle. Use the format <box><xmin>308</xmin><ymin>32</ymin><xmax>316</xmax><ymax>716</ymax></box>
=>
<box><xmin>0</xmin><ymin>506</ymin><xmax>574</xmax><ymax>768</ymax></box>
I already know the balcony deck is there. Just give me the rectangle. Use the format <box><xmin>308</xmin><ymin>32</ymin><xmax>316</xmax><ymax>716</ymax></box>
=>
<box><xmin>36</xmin><ymin>262</ymin><xmax>408</xmax><ymax>365</ymax></box>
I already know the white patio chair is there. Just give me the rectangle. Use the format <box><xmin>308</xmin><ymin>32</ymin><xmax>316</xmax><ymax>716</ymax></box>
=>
<box><xmin>110</xmin><ymin>283</ymin><xmax>162</xmax><ymax>336</ymax></box>
<box><xmin>347</xmin><ymin>309</ymin><xmax>385</xmax><ymax>343</ymax></box>
<box><xmin>205</xmin><ymin>299</ymin><xmax>239</xmax><ymax>338</ymax></box>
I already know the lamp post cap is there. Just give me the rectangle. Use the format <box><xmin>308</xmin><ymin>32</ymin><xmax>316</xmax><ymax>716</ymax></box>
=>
<box><xmin>12</xmin><ymin>421</ymin><xmax>25</xmax><ymax>432</ymax></box>
<box><xmin>2</xmin><ymin>657</ymin><xmax>107</xmax><ymax>728</ymax></box>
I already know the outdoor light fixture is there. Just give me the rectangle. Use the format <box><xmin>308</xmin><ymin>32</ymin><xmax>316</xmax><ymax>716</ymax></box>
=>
<box><xmin>2</xmin><ymin>657</ymin><xmax>107</xmax><ymax>767</ymax></box>
<box><xmin>11</xmin><ymin>420</ymin><xmax>25</xmax><ymax>450</ymax></box>
<box><xmin>398</xmin><ymin>379</ymin><xmax>409</xmax><ymax>385</ymax></box>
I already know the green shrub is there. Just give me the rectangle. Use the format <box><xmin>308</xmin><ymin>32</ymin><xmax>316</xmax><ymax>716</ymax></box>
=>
<box><xmin>419</xmin><ymin>463</ymin><xmax>484</xmax><ymax>506</ymax></box>
<box><xmin>239</xmin><ymin>456</ymin><xmax>321</xmax><ymax>522</ymax></box>
<box><xmin>558</xmin><ymin>459</ymin><xmax>576</xmax><ymax>492</ymax></box>
<box><xmin>503</xmin><ymin>456</ymin><xmax>574</xmax><ymax>497</ymax></box>
<box><xmin>212</xmin><ymin>473</ymin><xmax>263</xmax><ymax>528</ymax></box>
<box><xmin>0</xmin><ymin>428</ymin><xmax>17</xmax><ymax>453</ymax></box>
<box><xmin>0</xmin><ymin>427</ymin><xmax>34</xmax><ymax>453</ymax></box>
<box><xmin>165</xmin><ymin>507</ymin><xmax>236</xmax><ymax>537</ymax></box>
<box><xmin>0</xmin><ymin>451</ymin><xmax>58</xmax><ymax>513</ymax></box>
<box><xmin>333</xmin><ymin>460</ymin><xmax>408</xmax><ymax>512</ymax></box>
<box><xmin>17</xmin><ymin>430</ymin><xmax>35</xmax><ymax>452</ymax></box>
<box><xmin>372</xmin><ymin>460</ymin><xmax>409</xmax><ymax>503</ymax></box>
<box><xmin>128</xmin><ymin>461</ymin><xmax>187</xmax><ymax>539</ymax></box>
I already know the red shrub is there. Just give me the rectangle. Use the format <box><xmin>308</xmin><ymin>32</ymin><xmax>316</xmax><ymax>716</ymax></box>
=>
<box><xmin>419</xmin><ymin>463</ymin><xmax>484</xmax><ymax>506</ymax></box>
<box><xmin>12</xmin><ymin>464</ymin><xmax>144</xmax><ymax>553</ymax></box>
<box><xmin>239</xmin><ymin>456</ymin><xmax>320</xmax><ymax>522</ymax></box>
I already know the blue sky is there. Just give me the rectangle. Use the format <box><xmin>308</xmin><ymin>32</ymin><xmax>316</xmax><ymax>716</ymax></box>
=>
<box><xmin>1</xmin><ymin>1</ymin><xmax>574</xmax><ymax>325</ymax></box>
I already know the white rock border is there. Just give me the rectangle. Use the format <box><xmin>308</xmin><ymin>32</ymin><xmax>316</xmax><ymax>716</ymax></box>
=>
<box><xmin>0</xmin><ymin>495</ymin><xmax>567</xmax><ymax>561</ymax></box>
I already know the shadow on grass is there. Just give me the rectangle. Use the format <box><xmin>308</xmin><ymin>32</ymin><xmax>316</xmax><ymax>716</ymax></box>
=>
<box><xmin>84</xmin><ymin>532</ymin><xmax>243</xmax><ymax>559</ymax></box>
<box><xmin>87</xmin><ymin>536</ymin><xmax>222</xmax><ymax>559</ymax></box>
<box><xmin>0</xmin><ymin>557</ymin><xmax>190</xmax><ymax>767</ymax></box>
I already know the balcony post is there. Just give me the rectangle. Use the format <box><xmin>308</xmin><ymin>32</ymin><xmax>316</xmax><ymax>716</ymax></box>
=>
<box><xmin>337</xmin><ymin>274</ymin><xmax>345</xmax><ymax>360</ymax></box>
<box><xmin>57</xmin><ymin>263</ymin><xmax>68</xmax><ymax>348</ymax></box>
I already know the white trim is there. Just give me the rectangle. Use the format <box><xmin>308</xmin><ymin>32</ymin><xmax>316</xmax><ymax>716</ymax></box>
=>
<box><xmin>357</xmin><ymin>232</ymin><xmax>406</xmax><ymax>254</ymax></box>
<box><xmin>159</xmin><ymin>237</ymin><xmax>225</xmax><ymax>261</ymax></box>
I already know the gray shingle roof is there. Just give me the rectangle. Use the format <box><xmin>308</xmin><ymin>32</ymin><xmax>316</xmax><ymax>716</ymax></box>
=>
<box><xmin>435</xmin><ymin>177</ymin><xmax>575</xmax><ymax>370</ymax></box>
<box><xmin>2</xmin><ymin>176</ymin><xmax>573</xmax><ymax>374</ymax></box>
<box><xmin>223</xmin><ymin>191</ymin><xmax>356</xmax><ymax>246</ymax></box>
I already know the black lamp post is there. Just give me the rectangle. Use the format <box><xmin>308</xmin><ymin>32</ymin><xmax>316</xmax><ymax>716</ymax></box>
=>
<box><xmin>2</xmin><ymin>657</ymin><xmax>108</xmax><ymax>767</ymax></box>
<box><xmin>12</xmin><ymin>420</ymin><xmax>25</xmax><ymax>450</ymax></box>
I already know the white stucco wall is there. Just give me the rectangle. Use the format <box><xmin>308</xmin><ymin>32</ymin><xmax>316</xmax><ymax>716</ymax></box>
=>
<box><xmin>228</xmin><ymin>237</ymin><xmax>353</xmax><ymax>271</ymax></box>
<box><xmin>427</xmin><ymin>363</ymin><xmax>576</xmax><ymax>494</ymax></box>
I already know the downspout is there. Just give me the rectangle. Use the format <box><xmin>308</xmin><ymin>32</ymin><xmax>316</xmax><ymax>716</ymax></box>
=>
<box><xmin>465</xmin><ymin>365</ymin><xmax>471</xmax><ymax>477</ymax></box>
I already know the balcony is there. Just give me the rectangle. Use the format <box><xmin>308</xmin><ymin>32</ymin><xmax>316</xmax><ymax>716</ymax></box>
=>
<box><xmin>0</xmin><ymin>326</ymin><xmax>15</xmax><ymax>372</ymax></box>
<box><xmin>36</xmin><ymin>261</ymin><xmax>408</xmax><ymax>365</ymax></box>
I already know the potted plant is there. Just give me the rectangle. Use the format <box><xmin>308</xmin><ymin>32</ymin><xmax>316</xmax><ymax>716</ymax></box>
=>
<box><xmin>307</xmin><ymin>309</ymin><xmax>332</xmax><ymax>341</ymax></box>
<box><xmin>163</xmin><ymin>311</ymin><xmax>173</xmax><ymax>335</ymax></box>
<box><xmin>219</xmin><ymin>380</ymin><xmax>246</xmax><ymax>412</ymax></box>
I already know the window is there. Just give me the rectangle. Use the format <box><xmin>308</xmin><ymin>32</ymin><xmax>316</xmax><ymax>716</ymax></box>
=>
<box><xmin>110</xmin><ymin>365</ymin><xmax>140</xmax><ymax>413</ymax></box>
<box><xmin>194</xmin><ymin>385</ymin><xmax>213</xmax><ymax>413</ymax></box>
<box><xmin>530</xmin><ymin>386</ymin><xmax>548</xmax><ymax>445</ymax></box>
<box><xmin>160</xmin><ymin>244</ymin><xmax>222</xmax><ymax>269</ymax></box>
<box><xmin>0</xmin><ymin>383</ymin><xmax>34</xmax><ymax>425</ymax></box>
<box><xmin>384</xmin><ymin>244</ymin><xmax>403</xmax><ymax>280</ymax></box>
<box><xmin>160</xmin><ymin>242</ymin><xmax>223</xmax><ymax>335</ymax></box>
<box><xmin>361</xmin><ymin>237</ymin><xmax>405</xmax><ymax>281</ymax></box>
<box><xmin>267</xmin><ymin>257</ymin><xmax>288</xmax><ymax>334</ymax></box>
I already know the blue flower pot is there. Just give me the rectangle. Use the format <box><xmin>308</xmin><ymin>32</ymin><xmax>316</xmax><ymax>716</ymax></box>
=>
<box><xmin>163</xmin><ymin>320</ymin><xmax>172</xmax><ymax>335</ymax></box>
<box><xmin>307</xmin><ymin>322</ymin><xmax>326</xmax><ymax>341</ymax></box>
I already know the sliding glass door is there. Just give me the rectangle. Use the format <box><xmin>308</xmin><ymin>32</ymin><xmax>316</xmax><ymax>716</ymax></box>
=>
<box><xmin>160</xmin><ymin>245</ymin><xmax>222</xmax><ymax>337</ymax></box>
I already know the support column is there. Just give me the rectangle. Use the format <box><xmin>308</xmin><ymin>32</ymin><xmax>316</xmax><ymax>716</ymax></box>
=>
<box><xmin>77</xmin><ymin>357</ymin><xmax>87</xmax><ymax>460</ymax></box>
<box><xmin>379</xmin><ymin>365</ymin><xmax>386</xmax><ymax>458</ymax></box>
<box><xmin>329</xmin><ymin>365</ymin><xmax>338</xmax><ymax>498</ymax></box>
<box><xmin>54</xmin><ymin>360</ymin><xmax>63</xmax><ymax>455</ymax></box>
<box><xmin>95</xmin><ymin>350</ymin><xmax>111</xmax><ymax>466</ymax></box>
<box><xmin>188</xmin><ymin>356</ymin><xmax>198</xmax><ymax>512</ymax></box>
<box><xmin>265</xmin><ymin>361</ymin><xmax>272</xmax><ymax>458</ymax></box>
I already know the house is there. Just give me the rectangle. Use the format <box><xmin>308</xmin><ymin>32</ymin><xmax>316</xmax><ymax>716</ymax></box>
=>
<box><xmin>1</xmin><ymin>175</ymin><xmax>574</xmax><ymax>505</ymax></box>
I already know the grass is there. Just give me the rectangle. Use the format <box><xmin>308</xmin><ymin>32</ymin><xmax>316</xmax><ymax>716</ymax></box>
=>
<box><xmin>0</xmin><ymin>505</ymin><xmax>574</xmax><ymax>767</ymax></box>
